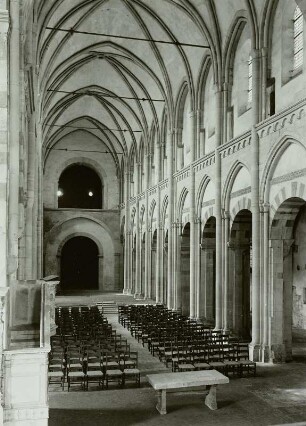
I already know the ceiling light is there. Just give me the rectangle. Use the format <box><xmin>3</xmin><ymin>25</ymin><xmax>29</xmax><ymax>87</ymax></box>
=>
<box><xmin>57</xmin><ymin>189</ymin><xmax>63</xmax><ymax>197</ymax></box>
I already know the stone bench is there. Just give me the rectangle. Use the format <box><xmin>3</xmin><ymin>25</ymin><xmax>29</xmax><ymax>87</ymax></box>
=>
<box><xmin>146</xmin><ymin>369</ymin><xmax>229</xmax><ymax>415</ymax></box>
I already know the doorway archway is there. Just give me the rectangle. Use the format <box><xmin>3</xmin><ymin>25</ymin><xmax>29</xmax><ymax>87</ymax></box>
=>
<box><xmin>163</xmin><ymin>230</ymin><xmax>168</xmax><ymax>304</ymax></box>
<box><xmin>229</xmin><ymin>209</ymin><xmax>252</xmax><ymax>340</ymax></box>
<box><xmin>270</xmin><ymin>197</ymin><xmax>306</xmax><ymax>361</ymax></box>
<box><xmin>199</xmin><ymin>217</ymin><xmax>216</xmax><ymax>326</ymax></box>
<box><xmin>61</xmin><ymin>236</ymin><xmax>99</xmax><ymax>291</ymax></box>
<box><xmin>180</xmin><ymin>223</ymin><xmax>191</xmax><ymax>316</ymax></box>
<box><xmin>151</xmin><ymin>230</ymin><xmax>157</xmax><ymax>301</ymax></box>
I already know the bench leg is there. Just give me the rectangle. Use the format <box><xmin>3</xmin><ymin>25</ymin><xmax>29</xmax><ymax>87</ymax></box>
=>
<box><xmin>205</xmin><ymin>385</ymin><xmax>218</xmax><ymax>410</ymax></box>
<box><xmin>156</xmin><ymin>390</ymin><xmax>167</xmax><ymax>415</ymax></box>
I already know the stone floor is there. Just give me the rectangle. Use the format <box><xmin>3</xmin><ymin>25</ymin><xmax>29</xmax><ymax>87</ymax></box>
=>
<box><xmin>49</xmin><ymin>293</ymin><xmax>306</xmax><ymax>426</ymax></box>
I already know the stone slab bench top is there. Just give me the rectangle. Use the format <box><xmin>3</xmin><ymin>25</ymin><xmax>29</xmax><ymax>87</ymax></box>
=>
<box><xmin>146</xmin><ymin>370</ymin><xmax>229</xmax><ymax>390</ymax></box>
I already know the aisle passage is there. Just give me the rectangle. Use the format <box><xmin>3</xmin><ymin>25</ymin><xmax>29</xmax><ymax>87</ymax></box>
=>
<box><xmin>106</xmin><ymin>313</ymin><xmax>169</xmax><ymax>376</ymax></box>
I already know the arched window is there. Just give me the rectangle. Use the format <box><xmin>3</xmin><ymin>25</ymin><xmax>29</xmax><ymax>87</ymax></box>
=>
<box><xmin>248</xmin><ymin>56</ymin><xmax>253</xmax><ymax>103</ymax></box>
<box><xmin>58</xmin><ymin>164</ymin><xmax>103</xmax><ymax>209</ymax></box>
<box><xmin>293</xmin><ymin>6</ymin><xmax>303</xmax><ymax>70</ymax></box>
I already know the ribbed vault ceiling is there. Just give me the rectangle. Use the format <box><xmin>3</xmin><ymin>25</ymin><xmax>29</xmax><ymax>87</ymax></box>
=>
<box><xmin>33</xmin><ymin>0</ymin><xmax>230</xmax><ymax>167</ymax></box>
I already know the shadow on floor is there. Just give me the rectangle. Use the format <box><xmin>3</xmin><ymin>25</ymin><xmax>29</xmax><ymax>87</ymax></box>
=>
<box><xmin>49</xmin><ymin>408</ymin><xmax>158</xmax><ymax>426</ymax></box>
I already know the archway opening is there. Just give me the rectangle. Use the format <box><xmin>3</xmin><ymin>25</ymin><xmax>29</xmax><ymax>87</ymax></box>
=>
<box><xmin>163</xmin><ymin>230</ymin><xmax>168</xmax><ymax>304</ymax></box>
<box><xmin>180</xmin><ymin>223</ymin><xmax>190</xmax><ymax>316</ymax></box>
<box><xmin>200</xmin><ymin>217</ymin><xmax>216</xmax><ymax>326</ymax></box>
<box><xmin>271</xmin><ymin>197</ymin><xmax>306</xmax><ymax>362</ymax></box>
<box><xmin>60</xmin><ymin>236</ymin><xmax>99</xmax><ymax>291</ymax></box>
<box><xmin>229</xmin><ymin>209</ymin><xmax>252</xmax><ymax>340</ymax></box>
<box><xmin>141</xmin><ymin>233</ymin><xmax>146</xmax><ymax>296</ymax></box>
<box><xmin>58</xmin><ymin>164</ymin><xmax>102</xmax><ymax>209</ymax></box>
<box><xmin>151</xmin><ymin>230</ymin><xmax>157</xmax><ymax>301</ymax></box>
<box><xmin>132</xmin><ymin>234</ymin><xmax>136</xmax><ymax>294</ymax></box>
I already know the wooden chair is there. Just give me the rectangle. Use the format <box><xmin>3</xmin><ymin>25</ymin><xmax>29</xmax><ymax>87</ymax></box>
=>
<box><xmin>103</xmin><ymin>354</ymin><xmax>123</xmax><ymax>389</ymax></box>
<box><xmin>237</xmin><ymin>342</ymin><xmax>256</xmax><ymax>377</ymax></box>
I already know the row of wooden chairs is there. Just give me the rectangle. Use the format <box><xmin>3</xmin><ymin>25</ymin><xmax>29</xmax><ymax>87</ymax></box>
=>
<box><xmin>48</xmin><ymin>305</ymin><xmax>141</xmax><ymax>390</ymax></box>
<box><xmin>119</xmin><ymin>304</ymin><xmax>256</xmax><ymax>378</ymax></box>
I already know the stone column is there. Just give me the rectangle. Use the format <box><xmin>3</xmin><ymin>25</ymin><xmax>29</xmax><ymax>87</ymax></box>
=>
<box><xmin>144</xmin><ymin>152</ymin><xmax>150</xmax><ymax>300</ymax></box>
<box><xmin>0</xmin><ymin>7</ymin><xmax>9</xmax><ymax>290</ymax></box>
<box><xmin>36</xmin><ymin>161</ymin><xmax>43</xmax><ymax>278</ymax></box>
<box><xmin>196</xmin><ymin>109</ymin><xmax>202</xmax><ymax>158</ymax></box>
<box><xmin>222</xmin><ymin>83</ymin><xmax>231</xmax><ymax>144</ymax></box>
<box><xmin>167</xmin><ymin>131</ymin><xmax>174</xmax><ymax>309</ymax></box>
<box><xmin>250</xmin><ymin>49</ymin><xmax>261</xmax><ymax>361</ymax></box>
<box><xmin>214</xmin><ymin>86</ymin><xmax>223</xmax><ymax>330</ymax></box>
<box><xmin>262</xmin><ymin>203</ymin><xmax>270</xmax><ymax>361</ymax></box>
<box><xmin>8</xmin><ymin>0</ymin><xmax>20</xmax><ymax>280</ymax></box>
<box><xmin>155</xmin><ymin>144</ymin><xmax>161</xmax><ymax>303</ymax></box>
<box><xmin>134</xmin><ymin>164</ymin><xmax>141</xmax><ymax>298</ymax></box>
<box><xmin>25</xmin><ymin>116</ymin><xmax>36</xmax><ymax>279</ymax></box>
<box><xmin>123</xmin><ymin>171</ymin><xmax>131</xmax><ymax>294</ymax></box>
<box><xmin>189</xmin><ymin>111</ymin><xmax>196</xmax><ymax>319</ymax></box>
<box><xmin>223</xmin><ymin>211</ymin><xmax>230</xmax><ymax>331</ymax></box>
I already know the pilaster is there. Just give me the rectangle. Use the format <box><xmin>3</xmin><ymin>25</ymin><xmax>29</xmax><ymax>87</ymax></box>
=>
<box><xmin>0</xmin><ymin>8</ymin><xmax>8</xmax><ymax>289</ymax></box>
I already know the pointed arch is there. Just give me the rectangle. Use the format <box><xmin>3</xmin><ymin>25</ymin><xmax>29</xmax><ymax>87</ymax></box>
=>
<box><xmin>260</xmin><ymin>136</ymin><xmax>306</xmax><ymax>203</ymax></box>
<box><xmin>223</xmin><ymin>12</ymin><xmax>248</xmax><ymax>83</ymax></box>
<box><xmin>177</xmin><ymin>187</ymin><xmax>189</xmax><ymax>223</ymax></box>
<box><xmin>222</xmin><ymin>160</ymin><xmax>250</xmax><ymax>211</ymax></box>
<box><xmin>196</xmin><ymin>175</ymin><xmax>211</xmax><ymax>218</ymax></box>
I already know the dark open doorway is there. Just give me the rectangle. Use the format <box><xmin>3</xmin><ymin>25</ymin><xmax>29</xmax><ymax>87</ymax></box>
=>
<box><xmin>61</xmin><ymin>236</ymin><xmax>99</xmax><ymax>291</ymax></box>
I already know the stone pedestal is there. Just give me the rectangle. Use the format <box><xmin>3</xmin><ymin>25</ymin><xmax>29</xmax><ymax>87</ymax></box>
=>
<box><xmin>0</xmin><ymin>288</ymin><xmax>9</xmax><ymax>425</ymax></box>
<box><xmin>3</xmin><ymin>348</ymin><xmax>49</xmax><ymax>426</ymax></box>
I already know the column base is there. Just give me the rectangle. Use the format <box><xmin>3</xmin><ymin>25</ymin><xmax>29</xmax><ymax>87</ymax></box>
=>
<box><xmin>249</xmin><ymin>343</ymin><xmax>261</xmax><ymax>362</ymax></box>
<box><xmin>270</xmin><ymin>344</ymin><xmax>286</xmax><ymax>363</ymax></box>
<box><xmin>261</xmin><ymin>345</ymin><xmax>271</xmax><ymax>363</ymax></box>
<box><xmin>134</xmin><ymin>293</ymin><xmax>144</xmax><ymax>300</ymax></box>
<box><xmin>123</xmin><ymin>289</ymin><xmax>132</xmax><ymax>295</ymax></box>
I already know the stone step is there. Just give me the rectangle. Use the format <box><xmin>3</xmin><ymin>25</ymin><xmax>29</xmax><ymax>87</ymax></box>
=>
<box><xmin>97</xmin><ymin>301</ymin><xmax>118</xmax><ymax>314</ymax></box>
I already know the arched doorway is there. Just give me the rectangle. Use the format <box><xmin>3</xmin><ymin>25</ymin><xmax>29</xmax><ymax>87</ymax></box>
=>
<box><xmin>229</xmin><ymin>210</ymin><xmax>252</xmax><ymax>340</ymax></box>
<box><xmin>151</xmin><ymin>230</ymin><xmax>157</xmax><ymax>301</ymax></box>
<box><xmin>58</xmin><ymin>164</ymin><xmax>103</xmax><ymax>209</ymax></box>
<box><xmin>180</xmin><ymin>223</ymin><xmax>190</xmax><ymax>316</ymax></box>
<box><xmin>61</xmin><ymin>236</ymin><xmax>99</xmax><ymax>291</ymax></box>
<box><xmin>199</xmin><ymin>217</ymin><xmax>216</xmax><ymax>326</ymax></box>
<box><xmin>270</xmin><ymin>197</ymin><xmax>306</xmax><ymax>361</ymax></box>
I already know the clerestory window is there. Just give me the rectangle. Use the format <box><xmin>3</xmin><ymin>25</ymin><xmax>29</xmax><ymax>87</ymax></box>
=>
<box><xmin>293</xmin><ymin>6</ymin><xmax>303</xmax><ymax>70</ymax></box>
